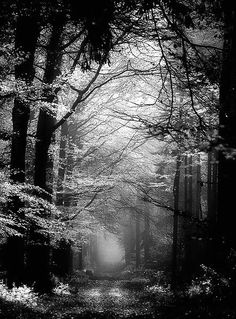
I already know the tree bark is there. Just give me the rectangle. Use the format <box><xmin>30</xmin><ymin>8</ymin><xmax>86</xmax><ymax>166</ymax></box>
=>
<box><xmin>183</xmin><ymin>154</ymin><xmax>194</xmax><ymax>279</ymax></box>
<box><xmin>124</xmin><ymin>214</ymin><xmax>134</xmax><ymax>266</ymax></box>
<box><xmin>184</xmin><ymin>155</ymin><xmax>189</xmax><ymax>214</ymax></box>
<box><xmin>7</xmin><ymin>14</ymin><xmax>39</xmax><ymax>288</ymax></box>
<box><xmin>195</xmin><ymin>154</ymin><xmax>201</xmax><ymax>219</ymax></box>
<box><xmin>212</xmin><ymin>151</ymin><xmax>218</xmax><ymax>220</ymax></box>
<box><xmin>11</xmin><ymin>15</ymin><xmax>39</xmax><ymax>179</ymax></box>
<box><xmin>171</xmin><ymin>155</ymin><xmax>181</xmax><ymax>288</ymax></box>
<box><xmin>31</xmin><ymin>18</ymin><xmax>64</xmax><ymax>293</ymax></box>
<box><xmin>54</xmin><ymin>121</ymin><xmax>78</xmax><ymax>276</ymax></box>
<box><xmin>56</xmin><ymin>121</ymin><xmax>69</xmax><ymax>205</ymax></box>
<box><xmin>144</xmin><ymin>209</ymin><xmax>150</xmax><ymax>268</ymax></box>
<box><xmin>135</xmin><ymin>211</ymin><xmax>141</xmax><ymax>268</ymax></box>
<box><xmin>188</xmin><ymin>155</ymin><xmax>193</xmax><ymax>215</ymax></box>
<box><xmin>208</xmin><ymin>151</ymin><xmax>218</xmax><ymax>222</ymax></box>
<box><xmin>207</xmin><ymin>152</ymin><xmax>213</xmax><ymax>219</ymax></box>
<box><xmin>34</xmin><ymin>19</ymin><xmax>64</xmax><ymax>197</ymax></box>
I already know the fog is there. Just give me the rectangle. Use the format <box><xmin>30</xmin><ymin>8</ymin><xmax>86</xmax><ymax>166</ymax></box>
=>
<box><xmin>96</xmin><ymin>231</ymin><xmax>125</xmax><ymax>266</ymax></box>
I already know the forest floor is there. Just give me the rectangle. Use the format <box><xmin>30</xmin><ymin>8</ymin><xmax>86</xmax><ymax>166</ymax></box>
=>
<box><xmin>0</xmin><ymin>277</ymin><xmax>160</xmax><ymax>318</ymax></box>
<box><xmin>41</xmin><ymin>279</ymin><xmax>158</xmax><ymax>318</ymax></box>
<box><xmin>0</xmin><ymin>269</ymin><xmax>236</xmax><ymax>318</ymax></box>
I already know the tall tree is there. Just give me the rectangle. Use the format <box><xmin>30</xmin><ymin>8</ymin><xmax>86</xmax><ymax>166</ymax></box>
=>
<box><xmin>34</xmin><ymin>16</ymin><xmax>65</xmax><ymax>197</ymax></box>
<box><xmin>28</xmin><ymin>16</ymin><xmax>65</xmax><ymax>293</ymax></box>
<box><xmin>7</xmin><ymin>5</ymin><xmax>40</xmax><ymax>288</ymax></box>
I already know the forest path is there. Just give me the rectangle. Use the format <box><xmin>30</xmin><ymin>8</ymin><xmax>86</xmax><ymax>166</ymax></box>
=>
<box><xmin>48</xmin><ymin>279</ymin><xmax>157</xmax><ymax>318</ymax></box>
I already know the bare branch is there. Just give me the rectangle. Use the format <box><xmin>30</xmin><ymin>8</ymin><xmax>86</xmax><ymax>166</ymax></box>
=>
<box><xmin>60</xmin><ymin>189</ymin><xmax>101</xmax><ymax>222</ymax></box>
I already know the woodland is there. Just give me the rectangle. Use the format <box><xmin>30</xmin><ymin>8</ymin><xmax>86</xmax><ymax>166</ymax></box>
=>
<box><xmin>0</xmin><ymin>0</ymin><xmax>236</xmax><ymax>318</ymax></box>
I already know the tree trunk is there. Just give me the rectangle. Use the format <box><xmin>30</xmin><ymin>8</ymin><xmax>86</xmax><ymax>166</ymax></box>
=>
<box><xmin>184</xmin><ymin>155</ymin><xmax>189</xmax><ymax>214</ymax></box>
<box><xmin>218</xmin><ymin>1</ymin><xmax>236</xmax><ymax>254</ymax></box>
<box><xmin>212</xmin><ymin>151</ymin><xmax>218</xmax><ymax>220</ymax></box>
<box><xmin>34</xmin><ymin>19</ymin><xmax>64</xmax><ymax>196</ymax></box>
<box><xmin>206</xmin><ymin>151</ymin><xmax>218</xmax><ymax>266</ymax></box>
<box><xmin>54</xmin><ymin>120</ymin><xmax>86</xmax><ymax>275</ymax></box>
<box><xmin>207</xmin><ymin>151</ymin><xmax>218</xmax><ymax>222</ymax></box>
<box><xmin>31</xmin><ymin>19</ymin><xmax>64</xmax><ymax>293</ymax></box>
<box><xmin>188</xmin><ymin>155</ymin><xmax>193</xmax><ymax>215</ymax></box>
<box><xmin>207</xmin><ymin>152</ymin><xmax>213</xmax><ymax>220</ymax></box>
<box><xmin>56</xmin><ymin>121</ymin><xmax>69</xmax><ymax>205</ymax></box>
<box><xmin>7</xmin><ymin>14</ymin><xmax>39</xmax><ymax>288</ymax></box>
<box><xmin>124</xmin><ymin>215</ymin><xmax>134</xmax><ymax>266</ymax></box>
<box><xmin>144</xmin><ymin>210</ymin><xmax>150</xmax><ymax>268</ymax></box>
<box><xmin>195</xmin><ymin>154</ymin><xmax>201</xmax><ymax>219</ymax></box>
<box><xmin>135</xmin><ymin>212</ymin><xmax>141</xmax><ymax>269</ymax></box>
<box><xmin>183</xmin><ymin>154</ymin><xmax>194</xmax><ymax>279</ymax></box>
<box><xmin>171</xmin><ymin>155</ymin><xmax>181</xmax><ymax>288</ymax></box>
<box><xmin>12</xmin><ymin>15</ymin><xmax>39</xmax><ymax>182</ymax></box>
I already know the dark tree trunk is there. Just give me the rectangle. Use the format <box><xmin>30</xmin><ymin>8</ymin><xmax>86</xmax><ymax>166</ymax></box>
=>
<box><xmin>135</xmin><ymin>212</ymin><xmax>141</xmax><ymax>268</ymax></box>
<box><xmin>6</xmin><ymin>237</ymin><xmax>25</xmax><ymax>288</ymax></box>
<box><xmin>25</xmin><ymin>234</ymin><xmax>52</xmax><ymax>293</ymax></box>
<box><xmin>11</xmin><ymin>15</ymin><xmax>39</xmax><ymax>182</ymax></box>
<box><xmin>30</xmin><ymin>19</ymin><xmax>64</xmax><ymax>293</ymax></box>
<box><xmin>195</xmin><ymin>154</ymin><xmax>201</xmax><ymax>219</ymax></box>
<box><xmin>188</xmin><ymin>155</ymin><xmax>193</xmax><ymax>215</ymax></box>
<box><xmin>124</xmin><ymin>215</ymin><xmax>134</xmax><ymax>266</ymax></box>
<box><xmin>7</xmin><ymin>15</ymin><xmax>39</xmax><ymax>288</ymax></box>
<box><xmin>171</xmin><ymin>155</ymin><xmax>181</xmax><ymax>288</ymax></box>
<box><xmin>184</xmin><ymin>155</ymin><xmax>189</xmax><ymax>214</ymax></box>
<box><xmin>52</xmin><ymin>239</ymin><xmax>72</xmax><ymax>278</ymax></box>
<box><xmin>144</xmin><ymin>210</ymin><xmax>150</xmax><ymax>268</ymax></box>
<box><xmin>183</xmin><ymin>154</ymin><xmax>194</xmax><ymax>279</ymax></box>
<box><xmin>207</xmin><ymin>152</ymin><xmax>213</xmax><ymax>220</ymax></box>
<box><xmin>207</xmin><ymin>151</ymin><xmax>218</xmax><ymax>222</ymax></box>
<box><xmin>218</xmin><ymin>1</ymin><xmax>236</xmax><ymax>254</ymax></box>
<box><xmin>34</xmin><ymin>19</ymin><xmax>64</xmax><ymax>196</ymax></box>
<box><xmin>78</xmin><ymin>245</ymin><xmax>83</xmax><ymax>270</ymax></box>
<box><xmin>206</xmin><ymin>151</ymin><xmax>218</xmax><ymax>266</ymax></box>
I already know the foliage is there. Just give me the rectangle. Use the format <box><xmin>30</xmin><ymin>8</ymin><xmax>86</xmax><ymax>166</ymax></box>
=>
<box><xmin>0</xmin><ymin>280</ymin><xmax>38</xmax><ymax>307</ymax></box>
<box><xmin>53</xmin><ymin>282</ymin><xmax>71</xmax><ymax>296</ymax></box>
<box><xmin>0</xmin><ymin>171</ymin><xmax>66</xmax><ymax>240</ymax></box>
<box><xmin>187</xmin><ymin>264</ymin><xmax>232</xmax><ymax>300</ymax></box>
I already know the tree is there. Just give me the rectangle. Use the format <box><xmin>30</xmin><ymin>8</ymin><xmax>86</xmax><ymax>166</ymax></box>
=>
<box><xmin>172</xmin><ymin>154</ymin><xmax>181</xmax><ymax>287</ymax></box>
<box><xmin>34</xmin><ymin>16</ymin><xmax>65</xmax><ymax>198</ymax></box>
<box><xmin>6</xmin><ymin>4</ymin><xmax>41</xmax><ymax>288</ymax></box>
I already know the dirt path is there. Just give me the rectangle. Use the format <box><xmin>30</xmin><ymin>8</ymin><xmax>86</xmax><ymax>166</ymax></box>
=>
<box><xmin>49</xmin><ymin>280</ymin><xmax>157</xmax><ymax>318</ymax></box>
